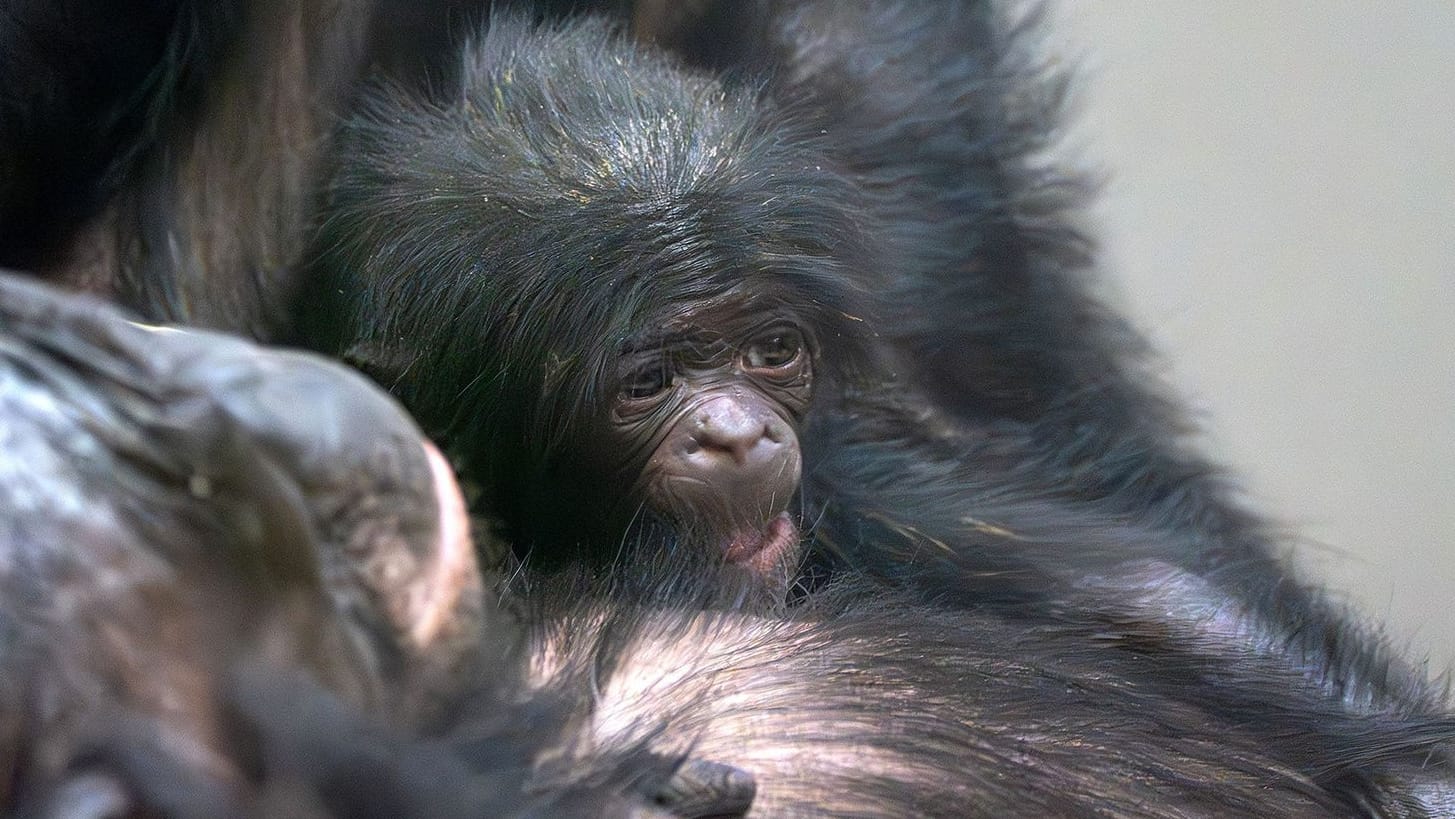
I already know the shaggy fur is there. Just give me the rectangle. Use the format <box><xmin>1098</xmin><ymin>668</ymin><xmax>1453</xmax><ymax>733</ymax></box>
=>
<box><xmin>2</xmin><ymin>1</ymin><xmax>1453</xmax><ymax>815</ymax></box>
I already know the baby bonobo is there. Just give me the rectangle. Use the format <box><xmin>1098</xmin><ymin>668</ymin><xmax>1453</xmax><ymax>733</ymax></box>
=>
<box><xmin>306</xmin><ymin>15</ymin><xmax>871</xmax><ymax>596</ymax></box>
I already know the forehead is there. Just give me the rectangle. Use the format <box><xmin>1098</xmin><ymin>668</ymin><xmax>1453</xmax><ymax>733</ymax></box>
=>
<box><xmin>621</xmin><ymin>288</ymin><xmax>809</xmax><ymax>354</ymax></box>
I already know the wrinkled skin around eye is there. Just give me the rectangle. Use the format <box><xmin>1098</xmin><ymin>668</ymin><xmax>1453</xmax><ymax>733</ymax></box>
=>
<box><xmin>742</xmin><ymin>328</ymin><xmax>805</xmax><ymax>371</ymax></box>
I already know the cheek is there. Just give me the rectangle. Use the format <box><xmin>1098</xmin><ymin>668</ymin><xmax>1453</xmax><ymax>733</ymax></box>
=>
<box><xmin>747</xmin><ymin>365</ymin><xmax>814</xmax><ymax>420</ymax></box>
<box><xmin>597</xmin><ymin>400</ymin><xmax>680</xmax><ymax>482</ymax></box>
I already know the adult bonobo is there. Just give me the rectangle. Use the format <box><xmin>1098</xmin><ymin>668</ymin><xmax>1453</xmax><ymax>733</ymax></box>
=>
<box><xmin>306</xmin><ymin>15</ymin><xmax>874</xmax><ymax>593</ymax></box>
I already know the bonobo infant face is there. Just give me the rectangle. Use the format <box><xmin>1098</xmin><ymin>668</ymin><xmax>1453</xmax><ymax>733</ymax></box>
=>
<box><xmin>309</xmin><ymin>16</ymin><xmax>873</xmax><ymax>599</ymax></box>
<box><xmin>593</xmin><ymin>297</ymin><xmax>813</xmax><ymax>584</ymax></box>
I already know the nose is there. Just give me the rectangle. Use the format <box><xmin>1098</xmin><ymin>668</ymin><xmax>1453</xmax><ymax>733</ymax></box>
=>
<box><xmin>649</xmin><ymin>392</ymin><xmax>802</xmax><ymax>528</ymax></box>
<box><xmin>683</xmin><ymin>395</ymin><xmax>786</xmax><ymax>468</ymax></box>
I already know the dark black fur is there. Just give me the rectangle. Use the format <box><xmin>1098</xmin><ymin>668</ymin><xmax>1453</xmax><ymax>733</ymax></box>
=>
<box><xmin>3</xmin><ymin>1</ymin><xmax>1454</xmax><ymax>814</ymax></box>
<box><xmin>615</xmin><ymin>0</ymin><xmax>1455</xmax><ymax>721</ymax></box>
<box><xmin>665</xmin><ymin>3</ymin><xmax>1455</xmax><ymax>804</ymax></box>
<box><xmin>302</xmin><ymin>9</ymin><xmax>1455</xmax><ymax>812</ymax></box>
<box><xmin>0</xmin><ymin>0</ymin><xmax>243</xmax><ymax>270</ymax></box>
<box><xmin>645</xmin><ymin>0</ymin><xmax>1454</xmax><ymax>732</ymax></box>
<box><xmin>323</xmin><ymin>0</ymin><xmax>1449</xmax><ymax>701</ymax></box>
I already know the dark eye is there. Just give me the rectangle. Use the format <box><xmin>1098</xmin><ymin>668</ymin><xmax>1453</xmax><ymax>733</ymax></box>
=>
<box><xmin>744</xmin><ymin>330</ymin><xmax>803</xmax><ymax>370</ymax></box>
<box><xmin>620</xmin><ymin>360</ymin><xmax>672</xmax><ymax>400</ymax></box>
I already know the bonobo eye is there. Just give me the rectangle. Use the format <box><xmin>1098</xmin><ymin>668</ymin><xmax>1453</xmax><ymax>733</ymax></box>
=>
<box><xmin>620</xmin><ymin>360</ymin><xmax>673</xmax><ymax>400</ymax></box>
<box><xmin>744</xmin><ymin>328</ymin><xmax>804</xmax><ymax>370</ymax></box>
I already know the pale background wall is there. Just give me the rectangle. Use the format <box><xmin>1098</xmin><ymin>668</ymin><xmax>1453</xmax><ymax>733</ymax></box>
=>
<box><xmin>1052</xmin><ymin>3</ymin><xmax>1455</xmax><ymax>671</ymax></box>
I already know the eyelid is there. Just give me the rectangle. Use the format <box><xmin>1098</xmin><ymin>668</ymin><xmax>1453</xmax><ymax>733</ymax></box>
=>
<box><xmin>620</xmin><ymin>358</ymin><xmax>672</xmax><ymax>399</ymax></box>
<box><xmin>744</xmin><ymin>327</ymin><xmax>805</xmax><ymax>368</ymax></box>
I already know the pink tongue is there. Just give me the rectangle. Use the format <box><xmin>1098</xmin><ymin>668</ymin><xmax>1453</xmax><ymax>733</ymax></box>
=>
<box><xmin>723</xmin><ymin>514</ymin><xmax>798</xmax><ymax>568</ymax></box>
<box><xmin>724</xmin><ymin>528</ymin><xmax>768</xmax><ymax>564</ymax></box>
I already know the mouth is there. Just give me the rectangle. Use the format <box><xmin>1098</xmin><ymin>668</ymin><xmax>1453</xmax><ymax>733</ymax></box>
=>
<box><xmin>722</xmin><ymin>513</ymin><xmax>800</xmax><ymax>577</ymax></box>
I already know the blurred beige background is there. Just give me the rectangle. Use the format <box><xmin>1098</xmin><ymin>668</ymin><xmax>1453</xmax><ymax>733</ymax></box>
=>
<box><xmin>1054</xmin><ymin>3</ymin><xmax>1455</xmax><ymax>671</ymax></box>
